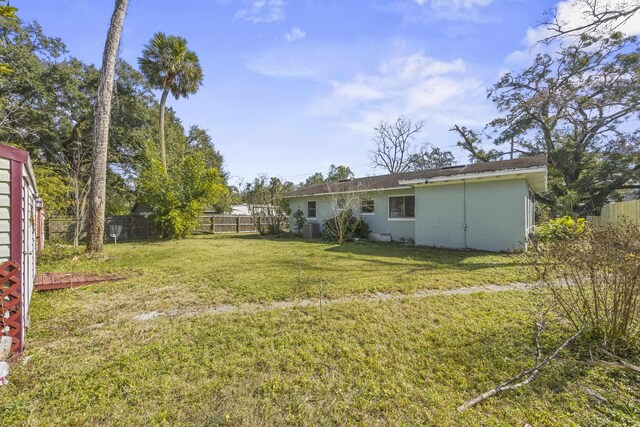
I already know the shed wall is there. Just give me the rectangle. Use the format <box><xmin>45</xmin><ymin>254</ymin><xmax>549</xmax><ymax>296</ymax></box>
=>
<box><xmin>0</xmin><ymin>158</ymin><xmax>11</xmax><ymax>261</ymax></box>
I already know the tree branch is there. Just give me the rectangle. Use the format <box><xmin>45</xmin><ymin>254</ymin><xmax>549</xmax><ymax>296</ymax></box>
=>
<box><xmin>457</xmin><ymin>325</ymin><xmax>584</xmax><ymax>412</ymax></box>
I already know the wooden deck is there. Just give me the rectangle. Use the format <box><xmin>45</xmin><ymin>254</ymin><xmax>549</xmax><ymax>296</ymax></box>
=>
<box><xmin>35</xmin><ymin>273</ymin><xmax>127</xmax><ymax>291</ymax></box>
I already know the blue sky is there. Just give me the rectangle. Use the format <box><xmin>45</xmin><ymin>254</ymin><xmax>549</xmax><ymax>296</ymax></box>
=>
<box><xmin>16</xmin><ymin>0</ymin><xmax>565</xmax><ymax>185</ymax></box>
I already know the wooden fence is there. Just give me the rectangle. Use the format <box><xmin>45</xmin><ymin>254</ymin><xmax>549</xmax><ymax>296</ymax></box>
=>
<box><xmin>196</xmin><ymin>215</ymin><xmax>257</xmax><ymax>234</ymax></box>
<box><xmin>46</xmin><ymin>214</ymin><xmax>283</xmax><ymax>243</ymax></box>
<box><xmin>586</xmin><ymin>199</ymin><xmax>640</xmax><ymax>227</ymax></box>
<box><xmin>195</xmin><ymin>214</ymin><xmax>289</xmax><ymax>234</ymax></box>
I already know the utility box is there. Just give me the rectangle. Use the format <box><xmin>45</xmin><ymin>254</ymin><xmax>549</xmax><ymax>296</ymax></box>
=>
<box><xmin>302</xmin><ymin>222</ymin><xmax>320</xmax><ymax>239</ymax></box>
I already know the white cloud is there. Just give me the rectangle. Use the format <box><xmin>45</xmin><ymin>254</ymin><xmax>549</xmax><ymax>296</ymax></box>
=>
<box><xmin>507</xmin><ymin>0</ymin><xmax>640</xmax><ymax>66</ymax></box>
<box><xmin>285</xmin><ymin>27</ymin><xmax>306</xmax><ymax>42</ymax></box>
<box><xmin>414</xmin><ymin>0</ymin><xmax>493</xmax><ymax>10</ymax></box>
<box><xmin>309</xmin><ymin>53</ymin><xmax>490</xmax><ymax>134</ymax></box>
<box><xmin>235</xmin><ymin>0</ymin><xmax>285</xmax><ymax>23</ymax></box>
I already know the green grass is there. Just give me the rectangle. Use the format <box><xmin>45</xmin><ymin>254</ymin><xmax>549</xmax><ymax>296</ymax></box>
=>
<box><xmin>1</xmin><ymin>235</ymin><xmax>637</xmax><ymax>425</ymax></box>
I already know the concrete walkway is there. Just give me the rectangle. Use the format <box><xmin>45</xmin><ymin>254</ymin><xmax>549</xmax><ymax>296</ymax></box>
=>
<box><xmin>131</xmin><ymin>282</ymin><xmax>538</xmax><ymax>322</ymax></box>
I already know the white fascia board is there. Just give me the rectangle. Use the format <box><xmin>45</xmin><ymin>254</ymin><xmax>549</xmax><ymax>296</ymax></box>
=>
<box><xmin>398</xmin><ymin>166</ymin><xmax>548</xmax><ymax>186</ymax></box>
<box><xmin>284</xmin><ymin>186</ymin><xmax>412</xmax><ymax>199</ymax></box>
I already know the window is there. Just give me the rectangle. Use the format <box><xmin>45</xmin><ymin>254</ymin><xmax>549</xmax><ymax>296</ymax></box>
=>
<box><xmin>389</xmin><ymin>196</ymin><xmax>415</xmax><ymax>219</ymax></box>
<box><xmin>307</xmin><ymin>201</ymin><xmax>316</xmax><ymax>218</ymax></box>
<box><xmin>336</xmin><ymin>198</ymin><xmax>346</xmax><ymax>210</ymax></box>
<box><xmin>361</xmin><ymin>198</ymin><xmax>374</xmax><ymax>214</ymax></box>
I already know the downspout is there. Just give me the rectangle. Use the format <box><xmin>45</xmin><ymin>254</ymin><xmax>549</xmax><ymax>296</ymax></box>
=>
<box><xmin>463</xmin><ymin>180</ymin><xmax>467</xmax><ymax>249</ymax></box>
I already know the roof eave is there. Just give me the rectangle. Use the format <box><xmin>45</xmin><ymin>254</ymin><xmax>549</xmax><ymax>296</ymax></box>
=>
<box><xmin>399</xmin><ymin>166</ymin><xmax>547</xmax><ymax>187</ymax></box>
<box><xmin>285</xmin><ymin>185</ymin><xmax>413</xmax><ymax>199</ymax></box>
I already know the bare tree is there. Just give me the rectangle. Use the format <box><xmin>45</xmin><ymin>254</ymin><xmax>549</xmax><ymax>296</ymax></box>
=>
<box><xmin>370</xmin><ymin>116</ymin><xmax>425</xmax><ymax>173</ymax></box>
<box><xmin>542</xmin><ymin>0</ymin><xmax>640</xmax><ymax>43</ymax></box>
<box><xmin>86</xmin><ymin>0</ymin><xmax>129</xmax><ymax>253</ymax></box>
<box><xmin>321</xmin><ymin>187</ymin><xmax>375</xmax><ymax>244</ymax></box>
<box><xmin>48</xmin><ymin>144</ymin><xmax>92</xmax><ymax>250</ymax></box>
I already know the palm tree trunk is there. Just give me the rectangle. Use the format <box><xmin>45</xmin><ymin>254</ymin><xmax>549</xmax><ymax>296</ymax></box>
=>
<box><xmin>86</xmin><ymin>0</ymin><xmax>129</xmax><ymax>254</ymax></box>
<box><xmin>159</xmin><ymin>85</ymin><xmax>169</xmax><ymax>171</ymax></box>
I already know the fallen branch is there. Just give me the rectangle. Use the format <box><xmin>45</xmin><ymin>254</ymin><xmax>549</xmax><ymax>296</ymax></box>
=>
<box><xmin>587</xmin><ymin>359</ymin><xmax>640</xmax><ymax>375</ymax></box>
<box><xmin>457</xmin><ymin>325</ymin><xmax>584</xmax><ymax>412</ymax></box>
<box><xmin>587</xmin><ymin>349</ymin><xmax>640</xmax><ymax>375</ymax></box>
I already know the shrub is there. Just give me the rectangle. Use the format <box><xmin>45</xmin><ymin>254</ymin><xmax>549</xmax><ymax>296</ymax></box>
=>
<box><xmin>534</xmin><ymin>216</ymin><xmax>588</xmax><ymax>242</ymax></box>
<box><xmin>138</xmin><ymin>154</ymin><xmax>228</xmax><ymax>239</ymax></box>
<box><xmin>531</xmin><ymin>221</ymin><xmax>640</xmax><ymax>352</ymax></box>
<box><xmin>243</xmin><ymin>176</ymin><xmax>292</xmax><ymax>236</ymax></box>
<box><xmin>293</xmin><ymin>208</ymin><xmax>306</xmax><ymax>236</ymax></box>
<box><xmin>322</xmin><ymin>209</ymin><xmax>369</xmax><ymax>243</ymax></box>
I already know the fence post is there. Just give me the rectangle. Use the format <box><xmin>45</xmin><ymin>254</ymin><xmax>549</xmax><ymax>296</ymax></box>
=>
<box><xmin>211</xmin><ymin>216</ymin><xmax>215</xmax><ymax>233</ymax></box>
<box><xmin>236</xmin><ymin>216</ymin><xmax>240</xmax><ymax>233</ymax></box>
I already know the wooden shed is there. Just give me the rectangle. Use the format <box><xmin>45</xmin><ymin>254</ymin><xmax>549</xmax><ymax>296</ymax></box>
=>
<box><xmin>0</xmin><ymin>144</ymin><xmax>42</xmax><ymax>357</ymax></box>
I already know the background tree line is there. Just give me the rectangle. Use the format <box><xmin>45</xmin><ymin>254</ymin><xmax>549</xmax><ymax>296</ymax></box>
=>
<box><xmin>0</xmin><ymin>14</ymin><xmax>230</xmax><ymax>246</ymax></box>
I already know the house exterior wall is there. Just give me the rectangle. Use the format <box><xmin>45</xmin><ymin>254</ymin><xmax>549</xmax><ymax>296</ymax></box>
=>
<box><xmin>289</xmin><ymin>178</ymin><xmax>533</xmax><ymax>251</ymax></box>
<box><xmin>414</xmin><ymin>184</ymin><xmax>465</xmax><ymax>249</ymax></box>
<box><xmin>414</xmin><ymin>178</ymin><xmax>530</xmax><ymax>252</ymax></box>
<box><xmin>0</xmin><ymin>157</ymin><xmax>11</xmax><ymax>261</ymax></box>
<box><xmin>288</xmin><ymin>188</ymin><xmax>416</xmax><ymax>241</ymax></box>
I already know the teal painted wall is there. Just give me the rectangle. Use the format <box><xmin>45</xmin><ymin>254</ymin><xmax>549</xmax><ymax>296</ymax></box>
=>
<box><xmin>414</xmin><ymin>184</ymin><xmax>465</xmax><ymax>249</ymax></box>
<box><xmin>288</xmin><ymin>188</ymin><xmax>415</xmax><ymax>241</ymax></box>
<box><xmin>290</xmin><ymin>178</ymin><xmax>532</xmax><ymax>251</ymax></box>
<box><xmin>414</xmin><ymin>178</ymin><xmax>530</xmax><ymax>252</ymax></box>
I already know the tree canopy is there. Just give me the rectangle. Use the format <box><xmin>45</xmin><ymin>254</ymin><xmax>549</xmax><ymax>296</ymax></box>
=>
<box><xmin>453</xmin><ymin>31</ymin><xmax>640</xmax><ymax>215</ymax></box>
<box><xmin>0</xmin><ymin>17</ymin><xmax>228</xmax><ymax>242</ymax></box>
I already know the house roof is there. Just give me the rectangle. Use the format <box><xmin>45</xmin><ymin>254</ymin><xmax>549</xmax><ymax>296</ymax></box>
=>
<box><xmin>286</xmin><ymin>155</ymin><xmax>548</xmax><ymax>198</ymax></box>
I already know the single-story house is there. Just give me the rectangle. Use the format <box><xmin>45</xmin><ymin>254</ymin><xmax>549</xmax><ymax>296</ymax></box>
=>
<box><xmin>285</xmin><ymin>155</ymin><xmax>548</xmax><ymax>252</ymax></box>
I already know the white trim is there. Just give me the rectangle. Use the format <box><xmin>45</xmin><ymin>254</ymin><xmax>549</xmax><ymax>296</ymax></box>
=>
<box><xmin>285</xmin><ymin>186</ymin><xmax>412</xmax><ymax>198</ymax></box>
<box><xmin>360</xmin><ymin>197</ymin><xmax>375</xmax><ymax>216</ymax></box>
<box><xmin>307</xmin><ymin>200</ymin><xmax>317</xmax><ymax>219</ymax></box>
<box><xmin>398</xmin><ymin>166</ymin><xmax>547</xmax><ymax>186</ymax></box>
<box><xmin>387</xmin><ymin>194</ymin><xmax>416</xmax><ymax>220</ymax></box>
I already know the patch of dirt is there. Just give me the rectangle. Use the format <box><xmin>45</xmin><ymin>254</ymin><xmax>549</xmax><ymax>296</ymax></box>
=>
<box><xmin>130</xmin><ymin>282</ymin><xmax>537</xmax><ymax>323</ymax></box>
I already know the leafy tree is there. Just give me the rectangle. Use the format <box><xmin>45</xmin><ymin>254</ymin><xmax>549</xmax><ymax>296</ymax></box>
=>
<box><xmin>186</xmin><ymin>125</ymin><xmax>225</xmax><ymax>172</ymax></box>
<box><xmin>301</xmin><ymin>164</ymin><xmax>355</xmax><ymax>187</ymax></box>
<box><xmin>453</xmin><ymin>32</ymin><xmax>640</xmax><ymax>215</ymax></box>
<box><xmin>407</xmin><ymin>144</ymin><xmax>455</xmax><ymax>170</ymax></box>
<box><xmin>302</xmin><ymin>172</ymin><xmax>324</xmax><ymax>186</ymax></box>
<box><xmin>138</xmin><ymin>32</ymin><xmax>203</xmax><ymax>171</ymax></box>
<box><xmin>0</xmin><ymin>0</ymin><xmax>18</xmax><ymax>76</ymax></box>
<box><xmin>243</xmin><ymin>176</ymin><xmax>294</xmax><ymax>235</ymax></box>
<box><xmin>33</xmin><ymin>163</ymin><xmax>72</xmax><ymax>215</ymax></box>
<box><xmin>327</xmin><ymin>164</ymin><xmax>354</xmax><ymax>181</ymax></box>
<box><xmin>138</xmin><ymin>152</ymin><xmax>227</xmax><ymax>238</ymax></box>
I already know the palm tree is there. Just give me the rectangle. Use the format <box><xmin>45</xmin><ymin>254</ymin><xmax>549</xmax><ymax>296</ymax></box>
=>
<box><xmin>86</xmin><ymin>0</ymin><xmax>129</xmax><ymax>253</ymax></box>
<box><xmin>138</xmin><ymin>32</ymin><xmax>203</xmax><ymax>171</ymax></box>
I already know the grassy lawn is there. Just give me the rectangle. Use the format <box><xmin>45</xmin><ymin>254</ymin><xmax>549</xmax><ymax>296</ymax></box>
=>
<box><xmin>1</xmin><ymin>235</ymin><xmax>637</xmax><ymax>425</ymax></box>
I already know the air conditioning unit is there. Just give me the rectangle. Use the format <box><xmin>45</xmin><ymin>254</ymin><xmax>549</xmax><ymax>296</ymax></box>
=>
<box><xmin>302</xmin><ymin>222</ymin><xmax>320</xmax><ymax>239</ymax></box>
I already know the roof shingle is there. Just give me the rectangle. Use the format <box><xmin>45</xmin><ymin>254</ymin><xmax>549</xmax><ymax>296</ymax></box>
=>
<box><xmin>286</xmin><ymin>155</ymin><xmax>547</xmax><ymax>198</ymax></box>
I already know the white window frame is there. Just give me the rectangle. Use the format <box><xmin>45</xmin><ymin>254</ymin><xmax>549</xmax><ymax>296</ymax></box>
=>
<box><xmin>361</xmin><ymin>197</ymin><xmax>375</xmax><ymax>216</ymax></box>
<box><xmin>307</xmin><ymin>200</ymin><xmax>317</xmax><ymax>219</ymax></box>
<box><xmin>387</xmin><ymin>195</ymin><xmax>415</xmax><ymax>221</ymax></box>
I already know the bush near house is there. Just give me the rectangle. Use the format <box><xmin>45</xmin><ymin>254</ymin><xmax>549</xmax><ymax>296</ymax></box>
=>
<box><xmin>322</xmin><ymin>209</ymin><xmax>369</xmax><ymax>243</ymax></box>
